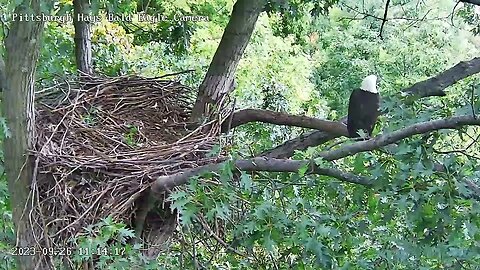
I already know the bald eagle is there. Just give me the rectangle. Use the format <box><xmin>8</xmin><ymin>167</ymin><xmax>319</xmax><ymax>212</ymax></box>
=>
<box><xmin>347</xmin><ymin>75</ymin><xmax>380</xmax><ymax>138</ymax></box>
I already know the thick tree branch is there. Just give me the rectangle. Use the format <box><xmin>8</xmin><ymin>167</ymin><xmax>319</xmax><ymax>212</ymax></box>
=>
<box><xmin>464</xmin><ymin>179</ymin><xmax>480</xmax><ymax>200</ymax></box>
<box><xmin>404</xmin><ymin>57</ymin><xmax>480</xmax><ymax>97</ymax></box>
<box><xmin>460</xmin><ymin>0</ymin><xmax>480</xmax><ymax>6</ymax></box>
<box><xmin>259</xmin><ymin>117</ymin><xmax>348</xmax><ymax>158</ymax></box>
<box><xmin>234</xmin><ymin>158</ymin><xmax>370</xmax><ymax>186</ymax></box>
<box><xmin>260</xmin><ymin>130</ymin><xmax>338</xmax><ymax>158</ymax></box>
<box><xmin>152</xmin><ymin>116</ymin><xmax>480</xmax><ymax>196</ymax></box>
<box><xmin>151</xmin><ymin>157</ymin><xmax>371</xmax><ymax>194</ymax></box>
<box><xmin>225</xmin><ymin>109</ymin><xmax>348</xmax><ymax>136</ymax></box>
<box><xmin>317</xmin><ymin>115</ymin><xmax>480</xmax><ymax>161</ymax></box>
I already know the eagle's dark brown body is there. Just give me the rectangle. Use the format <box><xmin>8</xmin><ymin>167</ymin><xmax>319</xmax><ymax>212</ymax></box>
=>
<box><xmin>347</xmin><ymin>88</ymin><xmax>380</xmax><ymax>138</ymax></box>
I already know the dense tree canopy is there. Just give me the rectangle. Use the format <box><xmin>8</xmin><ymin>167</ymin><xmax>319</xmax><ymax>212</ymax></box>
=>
<box><xmin>0</xmin><ymin>0</ymin><xmax>480</xmax><ymax>269</ymax></box>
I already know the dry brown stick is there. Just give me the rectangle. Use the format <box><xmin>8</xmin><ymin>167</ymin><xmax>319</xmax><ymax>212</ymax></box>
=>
<box><xmin>154</xmin><ymin>69</ymin><xmax>195</xmax><ymax>79</ymax></box>
<box><xmin>52</xmin><ymin>185</ymin><xmax>112</xmax><ymax>237</ymax></box>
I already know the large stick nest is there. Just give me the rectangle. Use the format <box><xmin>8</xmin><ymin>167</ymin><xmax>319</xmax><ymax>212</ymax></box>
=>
<box><xmin>32</xmin><ymin>73</ymin><xmax>231</xmax><ymax>259</ymax></box>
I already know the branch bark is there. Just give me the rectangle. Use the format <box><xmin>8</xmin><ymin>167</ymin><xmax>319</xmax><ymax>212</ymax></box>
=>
<box><xmin>260</xmin><ymin>130</ymin><xmax>339</xmax><ymax>158</ymax></box>
<box><xmin>258</xmin><ymin>117</ymin><xmax>347</xmax><ymax>158</ymax></box>
<box><xmin>234</xmin><ymin>158</ymin><xmax>370</xmax><ymax>185</ymax></box>
<box><xmin>225</xmin><ymin>109</ymin><xmax>348</xmax><ymax>136</ymax></box>
<box><xmin>460</xmin><ymin>0</ymin><xmax>480</xmax><ymax>6</ymax></box>
<box><xmin>404</xmin><ymin>57</ymin><xmax>480</xmax><ymax>98</ymax></box>
<box><xmin>151</xmin><ymin>157</ymin><xmax>371</xmax><ymax>194</ymax></box>
<box><xmin>317</xmin><ymin>115</ymin><xmax>480</xmax><ymax>161</ymax></box>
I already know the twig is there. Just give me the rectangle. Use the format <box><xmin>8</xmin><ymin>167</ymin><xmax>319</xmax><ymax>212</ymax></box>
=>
<box><xmin>379</xmin><ymin>0</ymin><xmax>391</xmax><ymax>39</ymax></box>
<box><xmin>156</xmin><ymin>69</ymin><xmax>195</xmax><ymax>79</ymax></box>
<box><xmin>197</xmin><ymin>216</ymin><xmax>246</xmax><ymax>257</ymax></box>
<box><xmin>471</xmin><ymin>83</ymin><xmax>477</xmax><ymax>119</ymax></box>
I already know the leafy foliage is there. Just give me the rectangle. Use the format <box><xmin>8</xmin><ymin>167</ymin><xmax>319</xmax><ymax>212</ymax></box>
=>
<box><xmin>71</xmin><ymin>217</ymin><xmax>159</xmax><ymax>269</ymax></box>
<box><xmin>1</xmin><ymin>0</ymin><xmax>480</xmax><ymax>269</ymax></box>
<box><xmin>266</xmin><ymin>0</ymin><xmax>339</xmax><ymax>45</ymax></box>
<box><xmin>37</xmin><ymin>22</ymin><xmax>77</xmax><ymax>82</ymax></box>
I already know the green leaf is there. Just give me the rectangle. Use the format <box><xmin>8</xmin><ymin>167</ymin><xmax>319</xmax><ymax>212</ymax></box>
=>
<box><xmin>298</xmin><ymin>162</ymin><xmax>309</xmax><ymax>177</ymax></box>
<box><xmin>170</xmin><ymin>197</ymin><xmax>189</xmax><ymax>210</ymax></box>
<box><xmin>0</xmin><ymin>118</ymin><xmax>11</xmax><ymax>138</ymax></box>
<box><xmin>207</xmin><ymin>144</ymin><xmax>221</xmax><ymax>157</ymax></box>
<box><xmin>240</xmin><ymin>172</ymin><xmax>253</xmax><ymax>192</ymax></box>
<box><xmin>118</xmin><ymin>227</ymin><xmax>135</xmax><ymax>239</ymax></box>
<box><xmin>314</xmin><ymin>157</ymin><xmax>327</xmax><ymax>166</ymax></box>
<box><xmin>179</xmin><ymin>204</ymin><xmax>197</xmax><ymax>226</ymax></box>
<box><xmin>263</xmin><ymin>233</ymin><xmax>275</xmax><ymax>252</ymax></box>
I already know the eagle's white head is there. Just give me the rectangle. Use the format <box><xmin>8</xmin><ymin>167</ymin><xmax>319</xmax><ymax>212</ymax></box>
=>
<box><xmin>360</xmin><ymin>75</ymin><xmax>378</xmax><ymax>94</ymax></box>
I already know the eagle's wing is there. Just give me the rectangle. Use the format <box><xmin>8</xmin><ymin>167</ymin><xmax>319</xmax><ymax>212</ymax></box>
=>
<box><xmin>347</xmin><ymin>89</ymin><xmax>364</xmax><ymax>137</ymax></box>
<box><xmin>363</xmin><ymin>93</ymin><xmax>380</xmax><ymax>136</ymax></box>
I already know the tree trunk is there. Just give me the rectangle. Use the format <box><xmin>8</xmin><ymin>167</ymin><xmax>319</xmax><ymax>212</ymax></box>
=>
<box><xmin>73</xmin><ymin>0</ymin><xmax>93</xmax><ymax>74</ymax></box>
<box><xmin>2</xmin><ymin>2</ymin><xmax>46</xmax><ymax>269</ymax></box>
<box><xmin>190</xmin><ymin>0</ymin><xmax>267</xmax><ymax>122</ymax></box>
